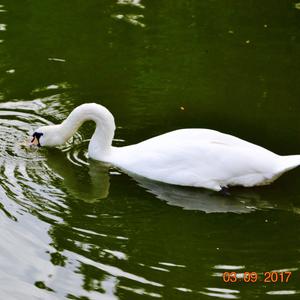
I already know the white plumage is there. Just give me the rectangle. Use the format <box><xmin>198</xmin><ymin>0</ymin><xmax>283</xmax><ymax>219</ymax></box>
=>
<box><xmin>31</xmin><ymin>103</ymin><xmax>300</xmax><ymax>191</ymax></box>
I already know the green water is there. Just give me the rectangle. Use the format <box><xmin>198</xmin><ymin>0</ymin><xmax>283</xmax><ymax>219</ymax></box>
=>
<box><xmin>0</xmin><ymin>0</ymin><xmax>300</xmax><ymax>299</ymax></box>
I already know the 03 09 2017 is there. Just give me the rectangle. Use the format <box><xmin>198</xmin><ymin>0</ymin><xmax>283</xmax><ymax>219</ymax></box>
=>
<box><xmin>222</xmin><ymin>271</ymin><xmax>292</xmax><ymax>283</ymax></box>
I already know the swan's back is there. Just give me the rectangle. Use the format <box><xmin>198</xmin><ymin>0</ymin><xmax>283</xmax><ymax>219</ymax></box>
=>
<box><xmin>133</xmin><ymin>129</ymin><xmax>269</xmax><ymax>151</ymax></box>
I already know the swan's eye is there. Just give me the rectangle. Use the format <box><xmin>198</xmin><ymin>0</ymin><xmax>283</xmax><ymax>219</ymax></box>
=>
<box><xmin>31</xmin><ymin>132</ymin><xmax>43</xmax><ymax>147</ymax></box>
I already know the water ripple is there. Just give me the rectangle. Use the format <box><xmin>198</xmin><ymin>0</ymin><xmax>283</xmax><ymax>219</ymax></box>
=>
<box><xmin>200</xmin><ymin>287</ymin><xmax>240</xmax><ymax>299</ymax></box>
<box><xmin>0</xmin><ymin>98</ymin><xmax>299</xmax><ymax>299</ymax></box>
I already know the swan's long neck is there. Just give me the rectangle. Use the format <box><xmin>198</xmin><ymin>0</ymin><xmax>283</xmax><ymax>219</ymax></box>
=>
<box><xmin>60</xmin><ymin>104</ymin><xmax>116</xmax><ymax>160</ymax></box>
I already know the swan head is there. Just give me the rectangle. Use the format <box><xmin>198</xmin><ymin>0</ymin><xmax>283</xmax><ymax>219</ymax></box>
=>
<box><xmin>30</xmin><ymin>125</ymin><xmax>65</xmax><ymax>147</ymax></box>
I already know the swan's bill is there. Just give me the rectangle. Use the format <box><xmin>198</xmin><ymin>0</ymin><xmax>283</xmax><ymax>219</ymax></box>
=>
<box><xmin>30</xmin><ymin>132</ymin><xmax>43</xmax><ymax>147</ymax></box>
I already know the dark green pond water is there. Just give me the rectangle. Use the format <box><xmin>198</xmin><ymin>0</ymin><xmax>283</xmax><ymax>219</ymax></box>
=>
<box><xmin>1</xmin><ymin>0</ymin><xmax>300</xmax><ymax>299</ymax></box>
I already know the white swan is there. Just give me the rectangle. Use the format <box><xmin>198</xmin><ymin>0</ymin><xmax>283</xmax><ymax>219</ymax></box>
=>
<box><xmin>30</xmin><ymin>103</ymin><xmax>300</xmax><ymax>191</ymax></box>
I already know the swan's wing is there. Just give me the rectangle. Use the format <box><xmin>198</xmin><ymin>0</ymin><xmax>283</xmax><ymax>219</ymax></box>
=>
<box><xmin>112</xmin><ymin>129</ymin><xmax>280</xmax><ymax>190</ymax></box>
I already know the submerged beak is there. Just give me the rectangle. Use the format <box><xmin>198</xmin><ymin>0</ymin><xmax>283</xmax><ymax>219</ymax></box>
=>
<box><xmin>30</xmin><ymin>132</ymin><xmax>43</xmax><ymax>147</ymax></box>
<box><xmin>30</xmin><ymin>136</ymin><xmax>40</xmax><ymax>147</ymax></box>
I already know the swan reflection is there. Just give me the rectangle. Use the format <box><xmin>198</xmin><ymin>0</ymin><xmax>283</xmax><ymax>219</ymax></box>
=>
<box><xmin>130</xmin><ymin>174</ymin><xmax>259</xmax><ymax>213</ymax></box>
<box><xmin>46</xmin><ymin>149</ymin><xmax>110</xmax><ymax>202</ymax></box>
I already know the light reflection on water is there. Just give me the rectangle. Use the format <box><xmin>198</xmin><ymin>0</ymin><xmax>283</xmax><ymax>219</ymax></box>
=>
<box><xmin>112</xmin><ymin>14</ymin><xmax>146</xmax><ymax>28</ymax></box>
<box><xmin>113</xmin><ymin>0</ymin><xmax>146</xmax><ymax>27</ymax></box>
<box><xmin>200</xmin><ymin>287</ymin><xmax>240</xmax><ymax>299</ymax></box>
<box><xmin>0</xmin><ymin>3</ymin><xmax>5</xmax><ymax>45</ymax></box>
<box><xmin>117</xmin><ymin>0</ymin><xmax>145</xmax><ymax>9</ymax></box>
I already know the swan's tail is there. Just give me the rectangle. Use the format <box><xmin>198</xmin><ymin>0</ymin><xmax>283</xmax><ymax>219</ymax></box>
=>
<box><xmin>280</xmin><ymin>155</ymin><xmax>300</xmax><ymax>172</ymax></box>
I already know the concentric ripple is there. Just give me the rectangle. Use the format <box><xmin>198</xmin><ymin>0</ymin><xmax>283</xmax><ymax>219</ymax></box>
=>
<box><xmin>64</xmin><ymin>139</ymin><xmax>89</xmax><ymax>167</ymax></box>
<box><xmin>0</xmin><ymin>107</ymin><xmax>50</xmax><ymax>160</ymax></box>
<box><xmin>0</xmin><ymin>100</ymin><xmax>69</xmax><ymax>222</ymax></box>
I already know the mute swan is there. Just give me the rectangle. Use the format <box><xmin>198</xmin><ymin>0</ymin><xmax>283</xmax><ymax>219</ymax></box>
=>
<box><xmin>30</xmin><ymin>103</ymin><xmax>300</xmax><ymax>191</ymax></box>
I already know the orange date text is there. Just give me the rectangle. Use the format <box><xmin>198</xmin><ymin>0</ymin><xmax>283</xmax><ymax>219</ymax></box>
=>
<box><xmin>222</xmin><ymin>271</ymin><xmax>292</xmax><ymax>283</ymax></box>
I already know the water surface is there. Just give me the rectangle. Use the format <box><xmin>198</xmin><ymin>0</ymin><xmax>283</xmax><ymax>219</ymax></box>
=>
<box><xmin>0</xmin><ymin>1</ymin><xmax>300</xmax><ymax>299</ymax></box>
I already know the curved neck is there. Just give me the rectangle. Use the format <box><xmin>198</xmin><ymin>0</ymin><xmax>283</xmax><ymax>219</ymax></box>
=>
<box><xmin>60</xmin><ymin>104</ymin><xmax>116</xmax><ymax>160</ymax></box>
